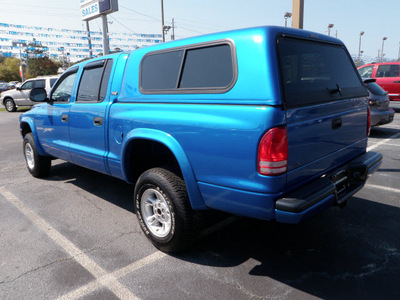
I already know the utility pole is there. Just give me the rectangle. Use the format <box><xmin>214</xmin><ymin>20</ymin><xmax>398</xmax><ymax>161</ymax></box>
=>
<box><xmin>12</xmin><ymin>41</ymin><xmax>26</xmax><ymax>81</ymax></box>
<box><xmin>292</xmin><ymin>0</ymin><xmax>304</xmax><ymax>29</ymax></box>
<box><xmin>86</xmin><ymin>21</ymin><xmax>93</xmax><ymax>58</ymax></box>
<box><xmin>171</xmin><ymin>18</ymin><xmax>175</xmax><ymax>41</ymax></box>
<box><xmin>161</xmin><ymin>0</ymin><xmax>165</xmax><ymax>42</ymax></box>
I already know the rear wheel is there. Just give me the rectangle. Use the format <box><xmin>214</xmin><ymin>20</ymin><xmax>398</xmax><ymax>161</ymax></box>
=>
<box><xmin>4</xmin><ymin>98</ymin><xmax>16</xmax><ymax>112</ymax></box>
<box><xmin>134</xmin><ymin>168</ymin><xmax>197</xmax><ymax>253</ymax></box>
<box><xmin>23</xmin><ymin>133</ymin><xmax>51</xmax><ymax>178</ymax></box>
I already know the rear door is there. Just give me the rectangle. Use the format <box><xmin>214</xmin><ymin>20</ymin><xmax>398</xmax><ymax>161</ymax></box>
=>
<box><xmin>68</xmin><ymin>58</ymin><xmax>114</xmax><ymax>174</ymax></box>
<box><xmin>373</xmin><ymin>64</ymin><xmax>400</xmax><ymax>101</ymax></box>
<box><xmin>277</xmin><ymin>36</ymin><xmax>368</xmax><ymax>189</ymax></box>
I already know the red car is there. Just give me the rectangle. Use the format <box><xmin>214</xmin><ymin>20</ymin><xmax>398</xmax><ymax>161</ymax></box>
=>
<box><xmin>358</xmin><ymin>62</ymin><xmax>400</xmax><ymax>103</ymax></box>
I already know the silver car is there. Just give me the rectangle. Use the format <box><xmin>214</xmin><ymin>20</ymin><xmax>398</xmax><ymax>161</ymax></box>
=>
<box><xmin>364</xmin><ymin>79</ymin><xmax>395</xmax><ymax>127</ymax></box>
<box><xmin>1</xmin><ymin>76</ymin><xmax>58</xmax><ymax>112</ymax></box>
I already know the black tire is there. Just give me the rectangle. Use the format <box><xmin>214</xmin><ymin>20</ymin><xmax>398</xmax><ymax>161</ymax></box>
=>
<box><xmin>23</xmin><ymin>133</ymin><xmax>51</xmax><ymax>178</ymax></box>
<box><xmin>4</xmin><ymin>98</ymin><xmax>17</xmax><ymax>112</ymax></box>
<box><xmin>134</xmin><ymin>168</ymin><xmax>197</xmax><ymax>253</ymax></box>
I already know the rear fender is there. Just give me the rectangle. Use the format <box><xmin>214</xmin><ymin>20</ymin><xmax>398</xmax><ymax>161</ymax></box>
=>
<box><xmin>122</xmin><ymin>128</ymin><xmax>206</xmax><ymax>210</ymax></box>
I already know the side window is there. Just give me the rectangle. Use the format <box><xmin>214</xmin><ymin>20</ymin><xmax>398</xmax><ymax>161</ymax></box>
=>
<box><xmin>99</xmin><ymin>60</ymin><xmax>113</xmax><ymax>101</ymax></box>
<box><xmin>180</xmin><ymin>44</ymin><xmax>233</xmax><ymax>88</ymax></box>
<box><xmin>140</xmin><ymin>42</ymin><xmax>236</xmax><ymax>93</ymax></box>
<box><xmin>376</xmin><ymin>64</ymin><xmax>400</xmax><ymax>78</ymax></box>
<box><xmin>50</xmin><ymin>78</ymin><xmax>58</xmax><ymax>87</ymax></box>
<box><xmin>34</xmin><ymin>80</ymin><xmax>45</xmax><ymax>89</ymax></box>
<box><xmin>77</xmin><ymin>59</ymin><xmax>113</xmax><ymax>102</ymax></box>
<box><xmin>141</xmin><ymin>51</ymin><xmax>183</xmax><ymax>90</ymax></box>
<box><xmin>358</xmin><ymin>65</ymin><xmax>375</xmax><ymax>78</ymax></box>
<box><xmin>51</xmin><ymin>71</ymin><xmax>78</xmax><ymax>102</ymax></box>
<box><xmin>21</xmin><ymin>81</ymin><xmax>34</xmax><ymax>90</ymax></box>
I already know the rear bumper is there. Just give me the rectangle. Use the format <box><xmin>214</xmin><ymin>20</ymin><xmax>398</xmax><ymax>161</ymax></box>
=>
<box><xmin>371</xmin><ymin>108</ymin><xmax>395</xmax><ymax>126</ymax></box>
<box><xmin>275</xmin><ymin>151</ymin><xmax>382</xmax><ymax>224</ymax></box>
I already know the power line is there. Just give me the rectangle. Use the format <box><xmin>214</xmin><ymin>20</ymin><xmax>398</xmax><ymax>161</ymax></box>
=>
<box><xmin>119</xmin><ymin>5</ymin><xmax>161</xmax><ymax>22</ymax></box>
<box><xmin>109</xmin><ymin>15</ymin><xmax>138</xmax><ymax>34</ymax></box>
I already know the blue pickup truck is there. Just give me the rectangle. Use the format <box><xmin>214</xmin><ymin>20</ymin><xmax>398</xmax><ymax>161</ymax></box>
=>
<box><xmin>20</xmin><ymin>26</ymin><xmax>382</xmax><ymax>252</ymax></box>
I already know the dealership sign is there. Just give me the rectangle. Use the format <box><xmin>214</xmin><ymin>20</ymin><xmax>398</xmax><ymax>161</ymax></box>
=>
<box><xmin>81</xmin><ymin>0</ymin><xmax>119</xmax><ymax>21</ymax></box>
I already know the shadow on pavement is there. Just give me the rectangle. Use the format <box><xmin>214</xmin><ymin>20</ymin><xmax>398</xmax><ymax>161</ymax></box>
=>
<box><xmin>370</xmin><ymin>126</ymin><xmax>400</xmax><ymax>139</ymax></box>
<box><xmin>179</xmin><ymin>197</ymin><xmax>400</xmax><ymax>299</ymax></box>
<box><xmin>45</xmin><ymin>161</ymin><xmax>400</xmax><ymax>299</ymax></box>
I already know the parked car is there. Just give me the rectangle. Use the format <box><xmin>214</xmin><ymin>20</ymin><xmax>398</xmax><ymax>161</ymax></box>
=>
<box><xmin>0</xmin><ymin>76</ymin><xmax>58</xmax><ymax>112</ymax></box>
<box><xmin>0</xmin><ymin>82</ymin><xmax>10</xmax><ymax>92</ymax></box>
<box><xmin>364</xmin><ymin>79</ymin><xmax>395</xmax><ymax>126</ymax></box>
<box><xmin>8</xmin><ymin>81</ymin><xmax>21</xmax><ymax>89</ymax></box>
<box><xmin>21</xmin><ymin>26</ymin><xmax>381</xmax><ymax>252</ymax></box>
<box><xmin>358</xmin><ymin>62</ymin><xmax>400</xmax><ymax>105</ymax></box>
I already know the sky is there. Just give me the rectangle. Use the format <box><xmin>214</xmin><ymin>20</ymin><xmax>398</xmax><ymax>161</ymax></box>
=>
<box><xmin>1</xmin><ymin>0</ymin><xmax>400</xmax><ymax>61</ymax></box>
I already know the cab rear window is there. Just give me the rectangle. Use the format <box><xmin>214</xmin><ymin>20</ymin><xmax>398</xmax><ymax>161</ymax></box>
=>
<box><xmin>278</xmin><ymin>36</ymin><xmax>367</xmax><ymax>108</ymax></box>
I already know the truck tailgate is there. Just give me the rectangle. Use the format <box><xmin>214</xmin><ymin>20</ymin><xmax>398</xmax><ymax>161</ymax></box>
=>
<box><xmin>285</xmin><ymin>98</ymin><xmax>368</xmax><ymax>190</ymax></box>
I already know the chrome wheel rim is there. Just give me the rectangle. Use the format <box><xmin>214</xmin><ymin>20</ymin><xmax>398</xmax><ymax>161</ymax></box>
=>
<box><xmin>141</xmin><ymin>188</ymin><xmax>172</xmax><ymax>238</ymax></box>
<box><xmin>5</xmin><ymin>100</ymin><xmax>14</xmax><ymax>111</ymax></box>
<box><xmin>25</xmin><ymin>143</ymin><xmax>35</xmax><ymax>170</ymax></box>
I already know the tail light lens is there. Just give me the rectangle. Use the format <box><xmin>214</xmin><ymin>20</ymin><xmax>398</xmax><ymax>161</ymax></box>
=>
<box><xmin>367</xmin><ymin>106</ymin><xmax>371</xmax><ymax>136</ymax></box>
<box><xmin>258</xmin><ymin>126</ymin><xmax>288</xmax><ymax>176</ymax></box>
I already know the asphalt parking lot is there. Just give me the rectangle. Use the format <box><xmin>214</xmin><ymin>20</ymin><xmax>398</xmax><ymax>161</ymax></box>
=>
<box><xmin>0</xmin><ymin>108</ymin><xmax>399</xmax><ymax>300</ymax></box>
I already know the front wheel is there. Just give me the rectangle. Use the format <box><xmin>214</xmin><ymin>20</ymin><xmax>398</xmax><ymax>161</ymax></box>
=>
<box><xmin>4</xmin><ymin>99</ymin><xmax>17</xmax><ymax>112</ymax></box>
<box><xmin>23</xmin><ymin>133</ymin><xmax>51</xmax><ymax>178</ymax></box>
<box><xmin>134</xmin><ymin>168</ymin><xmax>197</xmax><ymax>253</ymax></box>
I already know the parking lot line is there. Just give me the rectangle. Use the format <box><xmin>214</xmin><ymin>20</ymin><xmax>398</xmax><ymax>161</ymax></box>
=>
<box><xmin>0</xmin><ymin>187</ymin><xmax>139</xmax><ymax>300</ymax></box>
<box><xmin>365</xmin><ymin>183</ymin><xmax>400</xmax><ymax>195</ymax></box>
<box><xmin>367</xmin><ymin>131</ymin><xmax>400</xmax><ymax>151</ymax></box>
<box><xmin>58</xmin><ymin>252</ymin><xmax>165</xmax><ymax>300</ymax></box>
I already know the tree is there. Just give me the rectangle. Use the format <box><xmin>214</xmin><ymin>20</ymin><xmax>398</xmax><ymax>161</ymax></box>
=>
<box><xmin>25</xmin><ymin>57</ymin><xmax>59</xmax><ymax>78</ymax></box>
<box><xmin>0</xmin><ymin>57</ymin><xmax>21</xmax><ymax>81</ymax></box>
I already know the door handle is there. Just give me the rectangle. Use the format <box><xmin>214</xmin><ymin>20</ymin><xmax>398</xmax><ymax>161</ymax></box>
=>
<box><xmin>393</xmin><ymin>80</ymin><xmax>400</xmax><ymax>83</ymax></box>
<box><xmin>61</xmin><ymin>114</ymin><xmax>68</xmax><ymax>122</ymax></box>
<box><xmin>93</xmin><ymin>117</ymin><xmax>103</xmax><ymax>126</ymax></box>
<box><xmin>332</xmin><ymin>118</ymin><xmax>342</xmax><ymax>130</ymax></box>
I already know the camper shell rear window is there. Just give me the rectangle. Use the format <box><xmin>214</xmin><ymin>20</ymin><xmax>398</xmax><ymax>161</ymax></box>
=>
<box><xmin>140</xmin><ymin>41</ymin><xmax>237</xmax><ymax>94</ymax></box>
<box><xmin>277</xmin><ymin>36</ymin><xmax>367</xmax><ymax>108</ymax></box>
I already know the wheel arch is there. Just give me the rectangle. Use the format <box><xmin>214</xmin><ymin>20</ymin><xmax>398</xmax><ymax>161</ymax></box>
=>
<box><xmin>2</xmin><ymin>96</ymin><xmax>14</xmax><ymax>105</ymax></box>
<box><xmin>19</xmin><ymin>116</ymin><xmax>46</xmax><ymax>156</ymax></box>
<box><xmin>121</xmin><ymin>128</ymin><xmax>206</xmax><ymax>210</ymax></box>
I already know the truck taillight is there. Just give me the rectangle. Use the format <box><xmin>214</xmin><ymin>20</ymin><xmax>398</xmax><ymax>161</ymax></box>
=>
<box><xmin>258</xmin><ymin>126</ymin><xmax>288</xmax><ymax>176</ymax></box>
<box><xmin>367</xmin><ymin>106</ymin><xmax>371</xmax><ymax>137</ymax></box>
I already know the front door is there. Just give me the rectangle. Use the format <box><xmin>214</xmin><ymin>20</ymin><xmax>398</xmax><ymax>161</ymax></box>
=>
<box><xmin>35</xmin><ymin>68</ymin><xmax>79</xmax><ymax>162</ymax></box>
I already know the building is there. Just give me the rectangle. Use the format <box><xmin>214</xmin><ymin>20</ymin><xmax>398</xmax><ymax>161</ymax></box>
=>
<box><xmin>0</xmin><ymin>22</ymin><xmax>162</xmax><ymax>62</ymax></box>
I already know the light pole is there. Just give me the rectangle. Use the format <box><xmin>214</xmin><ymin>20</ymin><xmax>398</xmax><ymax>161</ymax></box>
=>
<box><xmin>358</xmin><ymin>31</ymin><xmax>364</xmax><ymax>60</ymax></box>
<box><xmin>327</xmin><ymin>24</ymin><xmax>334</xmax><ymax>36</ymax></box>
<box><xmin>398</xmin><ymin>42</ymin><xmax>400</xmax><ymax>61</ymax></box>
<box><xmin>284</xmin><ymin>12</ymin><xmax>292</xmax><ymax>27</ymax></box>
<box><xmin>381</xmin><ymin>37</ymin><xmax>387</xmax><ymax>62</ymax></box>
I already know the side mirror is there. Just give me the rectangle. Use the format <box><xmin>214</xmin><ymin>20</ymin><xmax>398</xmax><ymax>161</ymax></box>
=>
<box><xmin>29</xmin><ymin>88</ymin><xmax>48</xmax><ymax>102</ymax></box>
<box><xmin>16</xmin><ymin>86</ymin><xmax>21</xmax><ymax>91</ymax></box>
